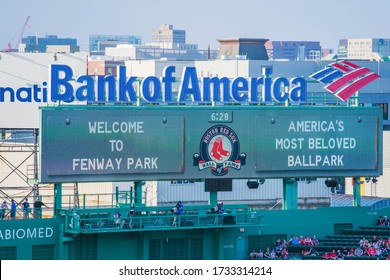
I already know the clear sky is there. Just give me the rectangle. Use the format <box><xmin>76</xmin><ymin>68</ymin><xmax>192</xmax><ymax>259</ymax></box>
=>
<box><xmin>1</xmin><ymin>0</ymin><xmax>390</xmax><ymax>52</ymax></box>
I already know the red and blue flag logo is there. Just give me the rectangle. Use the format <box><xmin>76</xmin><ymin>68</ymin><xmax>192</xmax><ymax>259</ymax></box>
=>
<box><xmin>310</xmin><ymin>60</ymin><xmax>379</xmax><ymax>101</ymax></box>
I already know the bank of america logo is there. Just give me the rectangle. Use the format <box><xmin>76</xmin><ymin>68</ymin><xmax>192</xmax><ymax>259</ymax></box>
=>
<box><xmin>310</xmin><ymin>60</ymin><xmax>379</xmax><ymax>101</ymax></box>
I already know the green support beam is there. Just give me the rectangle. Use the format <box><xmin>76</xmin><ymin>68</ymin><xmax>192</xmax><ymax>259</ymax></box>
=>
<box><xmin>353</xmin><ymin>177</ymin><xmax>361</xmax><ymax>207</ymax></box>
<box><xmin>54</xmin><ymin>183</ymin><xmax>62</xmax><ymax>216</ymax></box>
<box><xmin>209</xmin><ymin>191</ymin><xmax>218</xmax><ymax>207</ymax></box>
<box><xmin>134</xmin><ymin>181</ymin><xmax>145</xmax><ymax>207</ymax></box>
<box><xmin>282</xmin><ymin>178</ymin><xmax>298</xmax><ymax>210</ymax></box>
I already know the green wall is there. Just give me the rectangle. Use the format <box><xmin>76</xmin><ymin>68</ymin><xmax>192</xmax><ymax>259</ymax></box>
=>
<box><xmin>0</xmin><ymin>206</ymin><xmax>387</xmax><ymax>260</ymax></box>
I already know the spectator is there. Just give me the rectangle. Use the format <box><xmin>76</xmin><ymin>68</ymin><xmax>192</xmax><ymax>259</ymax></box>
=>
<box><xmin>329</xmin><ymin>249</ymin><xmax>337</xmax><ymax>260</ymax></box>
<box><xmin>281</xmin><ymin>247</ymin><xmax>289</xmax><ymax>259</ymax></box>
<box><xmin>70</xmin><ymin>209</ymin><xmax>80</xmax><ymax>231</ymax></box>
<box><xmin>359</xmin><ymin>237</ymin><xmax>367</xmax><ymax>248</ymax></box>
<box><xmin>386</xmin><ymin>254</ymin><xmax>390</xmax><ymax>260</ymax></box>
<box><xmin>368</xmin><ymin>246</ymin><xmax>376</xmax><ymax>257</ymax></box>
<box><xmin>308</xmin><ymin>246</ymin><xmax>319</xmax><ymax>256</ymax></box>
<box><xmin>10</xmin><ymin>199</ymin><xmax>17</xmax><ymax>220</ymax></box>
<box><xmin>270</xmin><ymin>249</ymin><xmax>276</xmax><ymax>259</ymax></box>
<box><xmin>263</xmin><ymin>247</ymin><xmax>271</xmax><ymax>258</ymax></box>
<box><xmin>383</xmin><ymin>216</ymin><xmax>390</xmax><ymax>227</ymax></box>
<box><xmin>114</xmin><ymin>213</ymin><xmax>121</xmax><ymax>228</ymax></box>
<box><xmin>323</xmin><ymin>252</ymin><xmax>330</xmax><ymax>259</ymax></box>
<box><xmin>172</xmin><ymin>201</ymin><xmax>184</xmax><ymax>226</ymax></box>
<box><xmin>127</xmin><ymin>206</ymin><xmax>135</xmax><ymax>228</ymax></box>
<box><xmin>249</xmin><ymin>249</ymin><xmax>258</xmax><ymax>259</ymax></box>
<box><xmin>257</xmin><ymin>250</ymin><xmax>264</xmax><ymax>259</ymax></box>
<box><xmin>275</xmin><ymin>249</ymin><xmax>282</xmax><ymax>259</ymax></box>
<box><xmin>341</xmin><ymin>245</ymin><xmax>349</xmax><ymax>256</ymax></box>
<box><xmin>0</xmin><ymin>201</ymin><xmax>7</xmax><ymax>220</ymax></box>
<box><xmin>280</xmin><ymin>239</ymin><xmax>289</xmax><ymax>251</ymax></box>
<box><xmin>217</xmin><ymin>202</ymin><xmax>225</xmax><ymax>214</ymax></box>
<box><xmin>176</xmin><ymin>201</ymin><xmax>184</xmax><ymax>214</ymax></box>
<box><xmin>354</xmin><ymin>246</ymin><xmax>364</xmax><ymax>257</ymax></box>
<box><xmin>22</xmin><ymin>198</ymin><xmax>30</xmax><ymax>219</ymax></box>
<box><xmin>375</xmin><ymin>246</ymin><xmax>382</xmax><ymax>257</ymax></box>
<box><xmin>311</xmin><ymin>235</ymin><xmax>320</xmax><ymax>246</ymax></box>
<box><xmin>347</xmin><ymin>247</ymin><xmax>355</xmax><ymax>256</ymax></box>
<box><xmin>382</xmin><ymin>244</ymin><xmax>389</xmax><ymax>255</ymax></box>
<box><xmin>274</xmin><ymin>238</ymin><xmax>283</xmax><ymax>251</ymax></box>
<box><xmin>301</xmin><ymin>247</ymin><xmax>310</xmax><ymax>256</ymax></box>
<box><xmin>377</xmin><ymin>216</ymin><xmax>384</xmax><ymax>226</ymax></box>
<box><xmin>33</xmin><ymin>199</ymin><xmax>47</xmax><ymax>219</ymax></box>
<box><xmin>288</xmin><ymin>234</ymin><xmax>299</xmax><ymax>245</ymax></box>
<box><xmin>336</xmin><ymin>250</ymin><xmax>344</xmax><ymax>260</ymax></box>
<box><xmin>298</xmin><ymin>235</ymin><xmax>305</xmax><ymax>245</ymax></box>
<box><xmin>304</xmin><ymin>235</ymin><xmax>313</xmax><ymax>246</ymax></box>
<box><xmin>215</xmin><ymin>202</ymin><xmax>225</xmax><ymax>224</ymax></box>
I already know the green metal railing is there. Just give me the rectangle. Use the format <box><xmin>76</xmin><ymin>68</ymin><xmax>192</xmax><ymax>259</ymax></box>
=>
<box><xmin>64</xmin><ymin>204</ymin><xmax>263</xmax><ymax>234</ymax></box>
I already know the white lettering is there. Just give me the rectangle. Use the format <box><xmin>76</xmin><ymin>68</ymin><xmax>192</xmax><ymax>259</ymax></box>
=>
<box><xmin>72</xmin><ymin>158</ymin><xmax>123</xmax><ymax>171</ymax></box>
<box><xmin>0</xmin><ymin>227</ymin><xmax>54</xmax><ymax>240</ymax></box>
<box><xmin>288</xmin><ymin>121</ymin><xmax>337</xmax><ymax>132</ymax></box>
<box><xmin>288</xmin><ymin>155</ymin><xmax>344</xmax><ymax>167</ymax></box>
<box><xmin>88</xmin><ymin>121</ymin><xmax>144</xmax><ymax>134</ymax></box>
<box><xmin>127</xmin><ymin>157</ymin><xmax>158</xmax><ymax>170</ymax></box>
<box><xmin>308</xmin><ymin>138</ymin><xmax>356</xmax><ymax>149</ymax></box>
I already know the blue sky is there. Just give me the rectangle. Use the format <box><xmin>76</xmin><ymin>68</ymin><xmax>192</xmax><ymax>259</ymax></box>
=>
<box><xmin>1</xmin><ymin>0</ymin><xmax>390</xmax><ymax>51</ymax></box>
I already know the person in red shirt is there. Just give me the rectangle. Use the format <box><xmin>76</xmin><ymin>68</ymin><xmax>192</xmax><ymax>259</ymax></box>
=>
<box><xmin>368</xmin><ymin>246</ymin><xmax>376</xmax><ymax>256</ymax></box>
<box><xmin>304</xmin><ymin>235</ymin><xmax>313</xmax><ymax>246</ymax></box>
<box><xmin>301</xmin><ymin>247</ymin><xmax>310</xmax><ymax>256</ymax></box>
<box><xmin>323</xmin><ymin>252</ymin><xmax>330</xmax><ymax>259</ymax></box>
<box><xmin>329</xmin><ymin>249</ymin><xmax>337</xmax><ymax>260</ymax></box>
<box><xmin>377</xmin><ymin>216</ymin><xmax>384</xmax><ymax>226</ymax></box>
<box><xmin>348</xmin><ymin>247</ymin><xmax>355</xmax><ymax>256</ymax></box>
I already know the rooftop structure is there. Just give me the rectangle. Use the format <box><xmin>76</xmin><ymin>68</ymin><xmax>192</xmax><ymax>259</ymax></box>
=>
<box><xmin>217</xmin><ymin>38</ymin><xmax>269</xmax><ymax>60</ymax></box>
<box><xmin>20</xmin><ymin>35</ymin><xmax>79</xmax><ymax>53</ymax></box>
<box><xmin>89</xmin><ymin>35</ymin><xmax>142</xmax><ymax>53</ymax></box>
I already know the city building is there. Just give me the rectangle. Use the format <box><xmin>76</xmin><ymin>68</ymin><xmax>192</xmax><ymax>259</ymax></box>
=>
<box><xmin>265</xmin><ymin>41</ymin><xmax>322</xmax><ymax>61</ymax></box>
<box><xmin>103</xmin><ymin>24</ymin><xmax>217</xmax><ymax>60</ymax></box>
<box><xmin>337</xmin><ymin>38</ymin><xmax>390</xmax><ymax>60</ymax></box>
<box><xmin>20</xmin><ymin>35</ymin><xmax>79</xmax><ymax>53</ymax></box>
<box><xmin>151</xmin><ymin>24</ymin><xmax>186</xmax><ymax>46</ymax></box>
<box><xmin>89</xmin><ymin>35</ymin><xmax>142</xmax><ymax>54</ymax></box>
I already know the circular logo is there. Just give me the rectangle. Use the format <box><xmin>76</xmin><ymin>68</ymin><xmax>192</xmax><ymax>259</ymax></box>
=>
<box><xmin>193</xmin><ymin>125</ymin><xmax>245</xmax><ymax>176</ymax></box>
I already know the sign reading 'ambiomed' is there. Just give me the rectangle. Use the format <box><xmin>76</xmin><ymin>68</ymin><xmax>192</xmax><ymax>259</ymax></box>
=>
<box><xmin>40</xmin><ymin>106</ymin><xmax>382</xmax><ymax>183</ymax></box>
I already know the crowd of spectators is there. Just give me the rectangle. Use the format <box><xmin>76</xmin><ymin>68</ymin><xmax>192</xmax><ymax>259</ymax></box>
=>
<box><xmin>249</xmin><ymin>225</ymin><xmax>390</xmax><ymax>260</ymax></box>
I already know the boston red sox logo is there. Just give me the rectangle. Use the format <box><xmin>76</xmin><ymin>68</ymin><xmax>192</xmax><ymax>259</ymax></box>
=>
<box><xmin>193</xmin><ymin>125</ymin><xmax>246</xmax><ymax>176</ymax></box>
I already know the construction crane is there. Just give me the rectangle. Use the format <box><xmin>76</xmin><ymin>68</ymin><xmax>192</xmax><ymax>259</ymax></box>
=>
<box><xmin>3</xmin><ymin>16</ymin><xmax>30</xmax><ymax>52</ymax></box>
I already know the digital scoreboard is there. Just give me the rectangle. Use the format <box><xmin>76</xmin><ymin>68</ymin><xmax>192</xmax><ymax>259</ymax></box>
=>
<box><xmin>40</xmin><ymin>106</ymin><xmax>382</xmax><ymax>183</ymax></box>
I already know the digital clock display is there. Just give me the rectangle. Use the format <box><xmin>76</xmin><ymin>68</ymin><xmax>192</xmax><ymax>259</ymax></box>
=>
<box><xmin>208</xmin><ymin>111</ymin><xmax>233</xmax><ymax>123</ymax></box>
